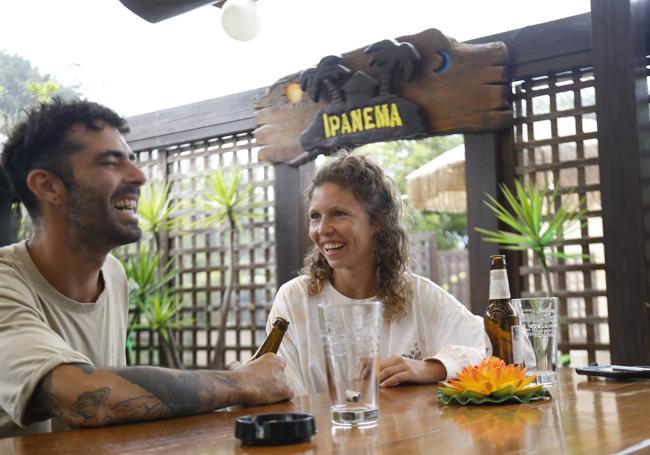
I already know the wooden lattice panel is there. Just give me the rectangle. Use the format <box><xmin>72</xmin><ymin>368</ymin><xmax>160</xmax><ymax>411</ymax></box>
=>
<box><xmin>438</xmin><ymin>250</ymin><xmax>470</xmax><ymax>309</ymax></box>
<box><xmin>409</xmin><ymin>232</ymin><xmax>439</xmax><ymax>283</ymax></box>
<box><xmin>511</xmin><ymin>68</ymin><xmax>609</xmax><ymax>366</ymax></box>
<box><xmin>125</xmin><ymin>132</ymin><xmax>276</xmax><ymax>367</ymax></box>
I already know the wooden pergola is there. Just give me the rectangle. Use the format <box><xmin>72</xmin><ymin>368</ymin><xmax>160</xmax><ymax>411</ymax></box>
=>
<box><xmin>1</xmin><ymin>0</ymin><xmax>648</xmax><ymax>366</ymax></box>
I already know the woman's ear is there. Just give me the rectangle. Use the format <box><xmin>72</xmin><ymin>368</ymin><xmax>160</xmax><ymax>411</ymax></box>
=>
<box><xmin>26</xmin><ymin>169</ymin><xmax>66</xmax><ymax>207</ymax></box>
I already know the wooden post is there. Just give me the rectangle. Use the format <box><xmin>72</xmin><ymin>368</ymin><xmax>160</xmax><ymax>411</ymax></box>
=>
<box><xmin>591</xmin><ymin>0</ymin><xmax>650</xmax><ymax>363</ymax></box>
<box><xmin>465</xmin><ymin>134</ymin><xmax>501</xmax><ymax>316</ymax></box>
<box><xmin>273</xmin><ymin>161</ymin><xmax>314</xmax><ymax>287</ymax></box>
<box><xmin>465</xmin><ymin>131</ymin><xmax>518</xmax><ymax>317</ymax></box>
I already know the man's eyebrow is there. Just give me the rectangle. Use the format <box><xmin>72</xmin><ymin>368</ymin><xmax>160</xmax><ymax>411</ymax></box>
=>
<box><xmin>96</xmin><ymin>150</ymin><xmax>137</xmax><ymax>162</ymax></box>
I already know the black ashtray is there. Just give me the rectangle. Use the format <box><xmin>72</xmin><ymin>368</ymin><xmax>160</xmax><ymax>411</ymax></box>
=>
<box><xmin>235</xmin><ymin>412</ymin><xmax>316</xmax><ymax>445</ymax></box>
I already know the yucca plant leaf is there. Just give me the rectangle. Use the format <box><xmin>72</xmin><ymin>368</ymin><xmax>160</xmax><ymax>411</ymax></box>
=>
<box><xmin>496</xmin><ymin>187</ymin><xmax>537</xmax><ymax>237</ymax></box>
<box><xmin>194</xmin><ymin>167</ymin><xmax>259</xmax><ymax>231</ymax></box>
<box><xmin>477</xmin><ymin>179</ymin><xmax>591</xmax><ymax>295</ymax></box>
<box><xmin>513</xmin><ymin>181</ymin><xmax>537</xmax><ymax>231</ymax></box>
<box><xmin>531</xmin><ymin>185</ymin><xmax>543</xmax><ymax>234</ymax></box>
<box><xmin>500</xmin><ymin>183</ymin><xmax>530</xmax><ymax>227</ymax></box>
<box><xmin>540</xmin><ymin>211</ymin><xmax>570</xmax><ymax>245</ymax></box>
<box><xmin>484</xmin><ymin>199</ymin><xmax>535</xmax><ymax>237</ymax></box>
<box><xmin>475</xmin><ymin>228</ymin><xmax>534</xmax><ymax>246</ymax></box>
<box><xmin>137</xmin><ymin>181</ymin><xmax>183</xmax><ymax>233</ymax></box>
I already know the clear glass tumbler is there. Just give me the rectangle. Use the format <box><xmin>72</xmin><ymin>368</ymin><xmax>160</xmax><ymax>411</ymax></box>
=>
<box><xmin>318</xmin><ymin>301</ymin><xmax>381</xmax><ymax>426</ymax></box>
<box><xmin>512</xmin><ymin>297</ymin><xmax>559</xmax><ymax>385</ymax></box>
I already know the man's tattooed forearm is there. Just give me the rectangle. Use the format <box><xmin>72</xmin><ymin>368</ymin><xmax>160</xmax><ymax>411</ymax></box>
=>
<box><xmin>32</xmin><ymin>365</ymin><xmax>237</xmax><ymax>426</ymax></box>
<box><xmin>113</xmin><ymin>368</ymin><xmax>207</xmax><ymax>416</ymax></box>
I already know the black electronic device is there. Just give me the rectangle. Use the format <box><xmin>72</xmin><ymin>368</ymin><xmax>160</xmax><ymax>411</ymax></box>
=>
<box><xmin>575</xmin><ymin>364</ymin><xmax>650</xmax><ymax>380</ymax></box>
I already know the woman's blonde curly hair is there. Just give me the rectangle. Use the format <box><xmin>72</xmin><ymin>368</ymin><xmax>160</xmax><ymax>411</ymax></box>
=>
<box><xmin>301</xmin><ymin>152</ymin><xmax>412</xmax><ymax>322</ymax></box>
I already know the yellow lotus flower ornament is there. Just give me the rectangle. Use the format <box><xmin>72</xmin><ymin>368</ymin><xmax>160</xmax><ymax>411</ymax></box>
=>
<box><xmin>438</xmin><ymin>357</ymin><xmax>551</xmax><ymax>405</ymax></box>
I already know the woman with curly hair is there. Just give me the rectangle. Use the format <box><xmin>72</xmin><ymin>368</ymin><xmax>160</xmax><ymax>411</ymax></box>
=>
<box><xmin>267</xmin><ymin>152</ymin><xmax>485</xmax><ymax>395</ymax></box>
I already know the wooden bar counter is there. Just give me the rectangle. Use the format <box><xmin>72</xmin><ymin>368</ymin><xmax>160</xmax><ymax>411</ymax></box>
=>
<box><xmin>2</xmin><ymin>369</ymin><xmax>649</xmax><ymax>454</ymax></box>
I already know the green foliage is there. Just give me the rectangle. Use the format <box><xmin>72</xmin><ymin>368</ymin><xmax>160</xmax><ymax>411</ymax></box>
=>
<box><xmin>357</xmin><ymin>136</ymin><xmax>462</xmax><ymax>194</ymax></box>
<box><xmin>476</xmin><ymin>179</ymin><xmax>588</xmax><ymax>294</ymax></box>
<box><xmin>134</xmin><ymin>291</ymin><xmax>191</xmax><ymax>343</ymax></box>
<box><xmin>27</xmin><ymin>80</ymin><xmax>60</xmax><ymax>104</ymax></box>
<box><xmin>122</xmin><ymin>249</ymin><xmax>176</xmax><ymax>305</ymax></box>
<box><xmin>355</xmin><ymin>136</ymin><xmax>467</xmax><ymax>249</ymax></box>
<box><xmin>0</xmin><ymin>51</ymin><xmax>81</xmax><ymax>133</ymax></box>
<box><xmin>197</xmin><ymin>167</ymin><xmax>258</xmax><ymax>229</ymax></box>
<box><xmin>138</xmin><ymin>181</ymin><xmax>182</xmax><ymax>238</ymax></box>
<box><xmin>407</xmin><ymin>207</ymin><xmax>468</xmax><ymax>249</ymax></box>
<box><xmin>0</xmin><ymin>51</ymin><xmax>81</xmax><ymax>244</ymax></box>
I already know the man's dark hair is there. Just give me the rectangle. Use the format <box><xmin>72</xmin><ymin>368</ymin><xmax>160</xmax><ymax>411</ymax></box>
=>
<box><xmin>0</xmin><ymin>98</ymin><xmax>130</xmax><ymax>219</ymax></box>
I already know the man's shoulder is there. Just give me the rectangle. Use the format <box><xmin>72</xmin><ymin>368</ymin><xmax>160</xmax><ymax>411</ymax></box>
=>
<box><xmin>102</xmin><ymin>253</ymin><xmax>126</xmax><ymax>280</ymax></box>
<box><xmin>104</xmin><ymin>253</ymin><xmax>125</xmax><ymax>271</ymax></box>
<box><xmin>0</xmin><ymin>242</ymin><xmax>29</xmax><ymax>279</ymax></box>
<box><xmin>0</xmin><ymin>243</ymin><xmax>40</xmax><ymax>310</ymax></box>
<box><xmin>0</xmin><ymin>241</ymin><xmax>26</xmax><ymax>263</ymax></box>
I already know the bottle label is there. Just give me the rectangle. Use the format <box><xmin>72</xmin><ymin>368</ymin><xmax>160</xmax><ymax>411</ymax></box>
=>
<box><xmin>511</xmin><ymin>325</ymin><xmax>523</xmax><ymax>365</ymax></box>
<box><xmin>489</xmin><ymin>269</ymin><xmax>511</xmax><ymax>300</ymax></box>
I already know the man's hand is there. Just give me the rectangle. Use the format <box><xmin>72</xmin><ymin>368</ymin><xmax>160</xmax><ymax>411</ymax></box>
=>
<box><xmin>229</xmin><ymin>353</ymin><xmax>293</xmax><ymax>406</ymax></box>
<box><xmin>379</xmin><ymin>356</ymin><xmax>447</xmax><ymax>387</ymax></box>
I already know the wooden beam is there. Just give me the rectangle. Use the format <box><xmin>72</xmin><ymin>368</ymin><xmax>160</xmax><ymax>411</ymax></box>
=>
<box><xmin>467</xmin><ymin>13</ymin><xmax>593</xmax><ymax>79</ymax></box>
<box><xmin>125</xmin><ymin>88</ymin><xmax>265</xmax><ymax>151</ymax></box>
<box><xmin>591</xmin><ymin>0</ymin><xmax>650</xmax><ymax>364</ymax></box>
<box><xmin>273</xmin><ymin>161</ymin><xmax>314</xmax><ymax>287</ymax></box>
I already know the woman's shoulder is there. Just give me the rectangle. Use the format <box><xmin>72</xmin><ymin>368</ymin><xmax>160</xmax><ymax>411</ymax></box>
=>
<box><xmin>277</xmin><ymin>275</ymin><xmax>310</xmax><ymax>293</ymax></box>
<box><xmin>275</xmin><ymin>275</ymin><xmax>312</xmax><ymax>304</ymax></box>
<box><xmin>408</xmin><ymin>272</ymin><xmax>465</xmax><ymax>308</ymax></box>
<box><xmin>409</xmin><ymin>273</ymin><xmax>444</xmax><ymax>294</ymax></box>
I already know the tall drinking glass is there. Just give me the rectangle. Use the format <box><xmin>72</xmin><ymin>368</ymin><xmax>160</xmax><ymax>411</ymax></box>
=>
<box><xmin>512</xmin><ymin>297</ymin><xmax>559</xmax><ymax>385</ymax></box>
<box><xmin>318</xmin><ymin>301</ymin><xmax>381</xmax><ymax>426</ymax></box>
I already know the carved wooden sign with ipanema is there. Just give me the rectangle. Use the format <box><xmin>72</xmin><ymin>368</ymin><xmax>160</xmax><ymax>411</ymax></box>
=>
<box><xmin>255</xmin><ymin>28</ymin><xmax>511</xmax><ymax>165</ymax></box>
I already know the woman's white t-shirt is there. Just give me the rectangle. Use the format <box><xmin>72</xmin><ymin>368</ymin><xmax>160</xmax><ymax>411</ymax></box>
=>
<box><xmin>267</xmin><ymin>274</ymin><xmax>486</xmax><ymax>395</ymax></box>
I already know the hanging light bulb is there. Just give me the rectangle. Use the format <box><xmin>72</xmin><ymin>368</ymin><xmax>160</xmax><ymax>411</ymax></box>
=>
<box><xmin>221</xmin><ymin>0</ymin><xmax>261</xmax><ymax>41</ymax></box>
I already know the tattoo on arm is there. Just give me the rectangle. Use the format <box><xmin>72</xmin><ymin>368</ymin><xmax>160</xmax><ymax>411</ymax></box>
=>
<box><xmin>33</xmin><ymin>363</ymin><xmax>243</xmax><ymax>427</ymax></box>
<box><xmin>214</xmin><ymin>373</ymin><xmax>239</xmax><ymax>389</ymax></box>
<box><xmin>113</xmin><ymin>368</ymin><xmax>217</xmax><ymax>416</ymax></box>
<box><xmin>72</xmin><ymin>388</ymin><xmax>110</xmax><ymax>419</ymax></box>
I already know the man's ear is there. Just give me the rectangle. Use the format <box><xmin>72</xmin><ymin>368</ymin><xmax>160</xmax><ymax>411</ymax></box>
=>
<box><xmin>26</xmin><ymin>169</ymin><xmax>66</xmax><ymax>206</ymax></box>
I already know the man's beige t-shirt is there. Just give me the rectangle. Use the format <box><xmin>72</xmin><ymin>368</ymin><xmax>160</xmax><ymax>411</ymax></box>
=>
<box><xmin>0</xmin><ymin>242</ymin><xmax>128</xmax><ymax>438</ymax></box>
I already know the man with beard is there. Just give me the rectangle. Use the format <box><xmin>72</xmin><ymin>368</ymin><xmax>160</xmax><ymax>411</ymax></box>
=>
<box><xmin>0</xmin><ymin>99</ymin><xmax>292</xmax><ymax>438</ymax></box>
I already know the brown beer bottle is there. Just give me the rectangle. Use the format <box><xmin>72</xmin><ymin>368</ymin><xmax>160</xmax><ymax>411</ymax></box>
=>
<box><xmin>247</xmin><ymin>317</ymin><xmax>289</xmax><ymax>363</ymax></box>
<box><xmin>484</xmin><ymin>255</ymin><xmax>522</xmax><ymax>365</ymax></box>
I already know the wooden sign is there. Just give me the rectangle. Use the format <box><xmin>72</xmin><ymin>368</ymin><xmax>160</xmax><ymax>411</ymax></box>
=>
<box><xmin>299</xmin><ymin>41</ymin><xmax>430</xmax><ymax>152</ymax></box>
<box><xmin>255</xmin><ymin>28</ymin><xmax>511</xmax><ymax>165</ymax></box>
